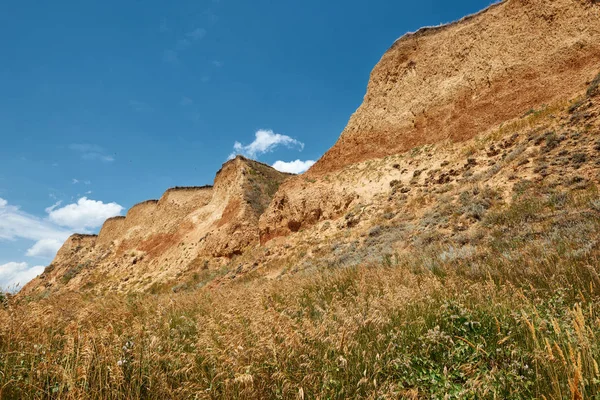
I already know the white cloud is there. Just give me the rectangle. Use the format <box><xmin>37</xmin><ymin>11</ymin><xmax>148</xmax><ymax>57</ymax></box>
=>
<box><xmin>0</xmin><ymin>198</ymin><xmax>71</xmax><ymax>243</ymax></box>
<box><xmin>71</xmin><ymin>179</ymin><xmax>91</xmax><ymax>185</ymax></box>
<box><xmin>272</xmin><ymin>159</ymin><xmax>316</xmax><ymax>174</ymax></box>
<box><xmin>0</xmin><ymin>262</ymin><xmax>45</xmax><ymax>292</ymax></box>
<box><xmin>48</xmin><ymin>197</ymin><xmax>123</xmax><ymax>230</ymax></box>
<box><xmin>69</xmin><ymin>144</ymin><xmax>114</xmax><ymax>163</ymax></box>
<box><xmin>0</xmin><ymin>197</ymin><xmax>122</xmax><ymax>272</ymax></box>
<box><xmin>45</xmin><ymin>201</ymin><xmax>62</xmax><ymax>214</ymax></box>
<box><xmin>84</xmin><ymin>154</ymin><xmax>114</xmax><ymax>162</ymax></box>
<box><xmin>229</xmin><ymin>129</ymin><xmax>304</xmax><ymax>159</ymax></box>
<box><xmin>26</xmin><ymin>238</ymin><xmax>64</xmax><ymax>258</ymax></box>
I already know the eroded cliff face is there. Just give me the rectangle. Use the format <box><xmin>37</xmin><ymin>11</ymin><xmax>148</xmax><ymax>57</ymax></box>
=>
<box><xmin>259</xmin><ymin>0</ymin><xmax>600</xmax><ymax>240</ymax></box>
<box><xmin>315</xmin><ymin>0</ymin><xmax>600</xmax><ymax>173</ymax></box>
<box><xmin>17</xmin><ymin>0</ymin><xmax>600</xmax><ymax>298</ymax></box>
<box><xmin>20</xmin><ymin>157</ymin><xmax>291</xmax><ymax>296</ymax></box>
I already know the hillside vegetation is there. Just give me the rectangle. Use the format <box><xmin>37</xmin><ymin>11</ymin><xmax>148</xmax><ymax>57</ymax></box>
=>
<box><xmin>1</xmin><ymin>189</ymin><xmax>600</xmax><ymax>398</ymax></box>
<box><xmin>2</xmin><ymin>81</ymin><xmax>600</xmax><ymax>399</ymax></box>
<box><xmin>4</xmin><ymin>0</ymin><xmax>600</xmax><ymax>397</ymax></box>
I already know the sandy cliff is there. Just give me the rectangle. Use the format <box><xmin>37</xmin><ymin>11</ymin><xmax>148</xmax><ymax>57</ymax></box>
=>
<box><xmin>18</xmin><ymin>0</ymin><xmax>600</xmax><ymax>298</ymax></box>
<box><xmin>259</xmin><ymin>0</ymin><xmax>600</xmax><ymax>240</ymax></box>
<box><xmin>20</xmin><ymin>157</ymin><xmax>291</xmax><ymax>296</ymax></box>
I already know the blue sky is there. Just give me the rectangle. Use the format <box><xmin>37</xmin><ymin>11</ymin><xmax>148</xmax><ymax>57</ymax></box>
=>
<box><xmin>0</xmin><ymin>0</ymin><xmax>493</xmax><ymax>289</ymax></box>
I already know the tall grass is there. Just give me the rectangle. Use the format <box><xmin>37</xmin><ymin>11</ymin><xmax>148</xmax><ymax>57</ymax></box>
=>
<box><xmin>2</xmin><ymin>185</ymin><xmax>600</xmax><ymax>399</ymax></box>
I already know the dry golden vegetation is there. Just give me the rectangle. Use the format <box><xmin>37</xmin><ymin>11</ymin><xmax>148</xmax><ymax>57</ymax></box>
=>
<box><xmin>1</xmin><ymin>0</ymin><xmax>599</xmax><ymax>394</ymax></box>
<box><xmin>2</xmin><ymin>78</ymin><xmax>600</xmax><ymax>399</ymax></box>
<box><xmin>3</xmin><ymin>177</ymin><xmax>600</xmax><ymax>399</ymax></box>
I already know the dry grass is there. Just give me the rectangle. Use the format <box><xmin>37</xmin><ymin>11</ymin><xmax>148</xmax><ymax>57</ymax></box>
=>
<box><xmin>483</xmin><ymin>101</ymin><xmax>567</xmax><ymax>146</ymax></box>
<box><xmin>2</xmin><ymin>181</ymin><xmax>600</xmax><ymax>399</ymax></box>
<box><xmin>2</xmin><ymin>92</ymin><xmax>600</xmax><ymax>398</ymax></box>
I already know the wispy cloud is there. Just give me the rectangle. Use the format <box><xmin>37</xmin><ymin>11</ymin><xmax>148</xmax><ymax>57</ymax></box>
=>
<box><xmin>69</xmin><ymin>144</ymin><xmax>115</xmax><ymax>163</ymax></box>
<box><xmin>128</xmin><ymin>100</ymin><xmax>153</xmax><ymax>113</ymax></box>
<box><xmin>187</xmin><ymin>28</ymin><xmax>206</xmax><ymax>40</ymax></box>
<box><xmin>178</xmin><ymin>96</ymin><xmax>202</xmax><ymax>122</ymax></box>
<box><xmin>45</xmin><ymin>201</ymin><xmax>62</xmax><ymax>214</ymax></box>
<box><xmin>272</xmin><ymin>159</ymin><xmax>316</xmax><ymax>174</ymax></box>
<box><xmin>229</xmin><ymin>129</ymin><xmax>304</xmax><ymax>160</ymax></box>
<box><xmin>180</xmin><ymin>96</ymin><xmax>194</xmax><ymax>106</ymax></box>
<box><xmin>163</xmin><ymin>27</ymin><xmax>207</xmax><ymax>64</ymax></box>
<box><xmin>0</xmin><ymin>198</ymin><xmax>71</xmax><ymax>243</ymax></box>
<box><xmin>0</xmin><ymin>196</ymin><xmax>123</xmax><ymax>263</ymax></box>
<box><xmin>0</xmin><ymin>196</ymin><xmax>124</xmax><ymax>290</ymax></box>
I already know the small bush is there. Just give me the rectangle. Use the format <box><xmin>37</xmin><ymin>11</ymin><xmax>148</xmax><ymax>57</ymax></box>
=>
<box><xmin>458</xmin><ymin>186</ymin><xmax>498</xmax><ymax>221</ymax></box>
<box><xmin>571</xmin><ymin>152</ymin><xmax>587</xmax><ymax>167</ymax></box>
<box><xmin>382</xmin><ymin>212</ymin><xmax>394</xmax><ymax>220</ymax></box>
<box><xmin>542</xmin><ymin>131</ymin><xmax>560</xmax><ymax>152</ymax></box>
<box><xmin>568</xmin><ymin>99</ymin><xmax>585</xmax><ymax>113</ymax></box>
<box><xmin>587</xmin><ymin>72</ymin><xmax>600</xmax><ymax>97</ymax></box>
<box><xmin>484</xmin><ymin>194</ymin><xmax>542</xmax><ymax>227</ymax></box>
<box><xmin>62</xmin><ymin>264</ymin><xmax>85</xmax><ymax>283</ymax></box>
<box><xmin>368</xmin><ymin>225</ymin><xmax>383</xmax><ymax>237</ymax></box>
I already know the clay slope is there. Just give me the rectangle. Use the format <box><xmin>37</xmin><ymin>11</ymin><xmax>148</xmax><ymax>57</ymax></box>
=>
<box><xmin>19</xmin><ymin>157</ymin><xmax>291</xmax><ymax>296</ymax></box>
<box><xmin>315</xmin><ymin>0</ymin><xmax>600</xmax><ymax>173</ymax></box>
<box><xmin>260</xmin><ymin>0</ymin><xmax>600</xmax><ymax>239</ymax></box>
